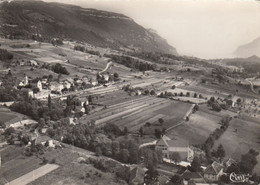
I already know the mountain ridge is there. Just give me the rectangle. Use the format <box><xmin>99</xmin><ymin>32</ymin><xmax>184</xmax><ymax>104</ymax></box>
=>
<box><xmin>0</xmin><ymin>0</ymin><xmax>177</xmax><ymax>54</ymax></box>
<box><xmin>234</xmin><ymin>37</ymin><xmax>260</xmax><ymax>58</ymax></box>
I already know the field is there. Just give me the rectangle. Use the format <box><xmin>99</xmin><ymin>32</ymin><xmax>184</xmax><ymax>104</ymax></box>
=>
<box><xmin>80</xmin><ymin>90</ymin><xmax>192</xmax><ymax>135</ymax></box>
<box><xmin>0</xmin><ymin>143</ymin><xmax>124</xmax><ymax>185</ymax></box>
<box><xmin>213</xmin><ymin>115</ymin><xmax>260</xmax><ymax>173</ymax></box>
<box><xmin>8</xmin><ymin>164</ymin><xmax>59</xmax><ymax>185</ymax></box>
<box><xmin>0</xmin><ymin>107</ymin><xmax>28</xmax><ymax>126</ymax></box>
<box><xmin>166</xmin><ymin>104</ymin><xmax>236</xmax><ymax>144</ymax></box>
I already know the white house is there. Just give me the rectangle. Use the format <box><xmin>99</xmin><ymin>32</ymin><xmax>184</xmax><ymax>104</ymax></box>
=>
<box><xmin>155</xmin><ymin>135</ymin><xmax>190</xmax><ymax>161</ymax></box>
<box><xmin>37</xmin><ymin>80</ymin><xmax>42</xmax><ymax>91</ymax></box>
<box><xmin>49</xmin><ymin>82</ymin><xmax>64</xmax><ymax>92</ymax></box>
<box><xmin>63</xmin><ymin>81</ymin><xmax>71</xmax><ymax>89</ymax></box>
<box><xmin>204</xmin><ymin>161</ymin><xmax>224</xmax><ymax>182</ymax></box>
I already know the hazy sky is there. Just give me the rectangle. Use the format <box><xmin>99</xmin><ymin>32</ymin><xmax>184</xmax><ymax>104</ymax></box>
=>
<box><xmin>44</xmin><ymin>0</ymin><xmax>260</xmax><ymax>59</ymax></box>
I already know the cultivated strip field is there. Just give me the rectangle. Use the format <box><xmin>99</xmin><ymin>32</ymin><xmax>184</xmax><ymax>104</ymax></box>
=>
<box><xmin>7</xmin><ymin>164</ymin><xmax>59</xmax><ymax>185</ymax></box>
<box><xmin>80</xmin><ymin>93</ymin><xmax>192</xmax><ymax>133</ymax></box>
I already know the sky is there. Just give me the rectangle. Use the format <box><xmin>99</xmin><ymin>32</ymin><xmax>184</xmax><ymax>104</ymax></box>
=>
<box><xmin>44</xmin><ymin>0</ymin><xmax>260</xmax><ymax>59</ymax></box>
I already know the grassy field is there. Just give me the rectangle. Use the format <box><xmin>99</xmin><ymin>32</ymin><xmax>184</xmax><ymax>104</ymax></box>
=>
<box><xmin>213</xmin><ymin>115</ymin><xmax>260</xmax><ymax>173</ymax></box>
<box><xmin>0</xmin><ymin>108</ymin><xmax>28</xmax><ymax>125</ymax></box>
<box><xmin>166</xmin><ymin>105</ymin><xmax>233</xmax><ymax>145</ymax></box>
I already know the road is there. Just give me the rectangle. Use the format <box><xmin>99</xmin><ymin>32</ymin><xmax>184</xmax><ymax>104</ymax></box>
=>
<box><xmin>6</xmin><ymin>164</ymin><xmax>59</xmax><ymax>185</ymax></box>
<box><xmin>245</xmin><ymin>77</ymin><xmax>258</xmax><ymax>94</ymax></box>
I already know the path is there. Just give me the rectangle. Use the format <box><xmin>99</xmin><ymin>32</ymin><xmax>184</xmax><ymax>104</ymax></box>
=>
<box><xmin>245</xmin><ymin>78</ymin><xmax>258</xmax><ymax>94</ymax></box>
<box><xmin>139</xmin><ymin>140</ymin><xmax>157</xmax><ymax>148</ymax></box>
<box><xmin>6</xmin><ymin>164</ymin><xmax>59</xmax><ymax>185</ymax></box>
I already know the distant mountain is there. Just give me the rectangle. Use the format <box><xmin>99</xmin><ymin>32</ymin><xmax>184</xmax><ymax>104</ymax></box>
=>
<box><xmin>223</xmin><ymin>55</ymin><xmax>260</xmax><ymax>74</ymax></box>
<box><xmin>234</xmin><ymin>37</ymin><xmax>260</xmax><ymax>58</ymax></box>
<box><xmin>0</xmin><ymin>0</ymin><xmax>177</xmax><ymax>54</ymax></box>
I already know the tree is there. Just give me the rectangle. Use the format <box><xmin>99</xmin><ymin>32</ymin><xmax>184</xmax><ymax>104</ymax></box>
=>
<box><xmin>48</xmin><ymin>94</ymin><xmax>52</xmax><ymax>111</ymax></box>
<box><xmin>88</xmin><ymin>95</ymin><xmax>93</xmax><ymax>104</ymax></box>
<box><xmin>95</xmin><ymin>146</ymin><xmax>102</xmax><ymax>156</ymax></box>
<box><xmin>236</xmin><ymin>98</ymin><xmax>242</xmax><ymax>104</ymax></box>
<box><xmin>170</xmin><ymin>152</ymin><xmax>181</xmax><ymax>163</ymax></box>
<box><xmin>170</xmin><ymin>175</ymin><xmax>184</xmax><ymax>185</ymax></box>
<box><xmin>123</xmin><ymin>127</ymin><xmax>128</xmax><ymax>135</ymax></box>
<box><xmin>238</xmin><ymin>149</ymin><xmax>259</xmax><ymax>174</ymax></box>
<box><xmin>158</xmin><ymin>118</ymin><xmax>164</xmax><ymax>125</ymax></box>
<box><xmin>150</xmin><ymin>90</ymin><xmax>156</xmax><ymax>95</ymax></box>
<box><xmin>0</xmin><ymin>121</ymin><xmax>6</xmax><ymax>129</ymax></box>
<box><xmin>212</xmin><ymin>103</ymin><xmax>222</xmax><ymax>112</ymax></box>
<box><xmin>154</xmin><ymin>129</ymin><xmax>162</xmax><ymax>139</ymax></box>
<box><xmin>145</xmin><ymin>164</ymin><xmax>159</xmax><ymax>183</ymax></box>
<box><xmin>189</xmin><ymin>156</ymin><xmax>201</xmax><ymax>172</ymax></box>
<box><xmin>171</xmin><ymin>85</ymin><xmax>176</xmax><ymax>89</ymax></box>
<box><xmin>139</xmin><ymin>127</ymin><xmax>144</xmax><ymax>137</ymax></box>
<box><xmin>118</xmin><ymin>149</ymin><xmax>130</xmax><ymax>163</ymax></box>
<box><xmin>226</xmin><ymin>164</ymin><xmax>240</xmax><ymax>173</ymax></box>
<box><xmin>216</xmin><ymin>144</ymin><xmax>225</xmax><ymax>159</ymax></box>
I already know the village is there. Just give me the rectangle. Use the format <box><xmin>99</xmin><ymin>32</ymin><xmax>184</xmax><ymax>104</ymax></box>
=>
<box><xmin>0</xmin><ymin>33</ymin><xmax>260</xmax><ymax>185</ymax></box>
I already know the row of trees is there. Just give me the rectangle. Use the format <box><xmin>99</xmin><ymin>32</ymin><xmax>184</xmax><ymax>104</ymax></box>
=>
<box><xmin>51</xmin><ymin>63</ymin><xmax>70</xmax><ymax>75</ymax></box>
<box><xmin>74</xmin><ymin>45</ymin><xmax>101</xmax><ymax>56</ymax></box>
<box><xmin>104</xmin><ymin>54</ymin><xmax>157</xmax><ymax>71</ymax></box>
<box><xmin>0</xmin><ymin>48</ymin><xmax>13</xmax><ymax>60</ymax></box>
<box><xmin>203</xmin><ymin>117</ymin><xmax>231</xmax><ymax>159</ymax></box>
<box><xmin>10</xmin><ymin>96</ymin><xmax>64</xmax><ymax>121</ymax></box>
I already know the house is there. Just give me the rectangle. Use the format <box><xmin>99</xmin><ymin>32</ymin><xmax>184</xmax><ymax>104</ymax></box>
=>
<box><xmin>41</xmin><ymin>78</ymin><xmax>48</xmax><ymax>85</ymax></box>
<box><xmin>18</xmin><ymin>74</ymin><xmax>29</xmax><ymax>87</ymax></box>
<box><xmin>129</xmin><ymin>167</ymin><xmax>146</xmax><ymax>185</ymax></box>
<box><xmin>187</xmin><ymin>146</ymin><xmax>205</xmax><ymax>162</ymax></box>
<box><xmin>136</xmin><ymin>90</ymin><xmax>142</xmax><ymax>96</ymax></box>
<box><xmin>29</xmin><ymin>60</ymin><xmax>38</xmax><ymax>66</ymax></box>
<box><xmin>63</xmin><ymin>80</ymin><xmax>71</xmax><ymax>89</ymax></box>
<box><xmin>91</xmin><ymin>80</ymin><xmax>98</xmax><ymax>86</ymax></box>
<box><xmin>41</xmin><ymin>126</ymin><xmax>49</xmax><ymax>134</ymax></box>
<box><xmin>223</xmin><ymin>158</ymin><xmax>236</xmax><ymax>169</ymax></box>
<box><xmin>204</xmin><ymin>161</ymin><xmax>224</xmax><ymax>182</ymax></box>
<box><xmin>30</xmin><ymin>80</ymin><xmax>42</xmax><ymax>91</ymax></box>
<box><xmin>181</xmin><ymin>169</ymin><xmax>205</xmax><ymax>183</ymax></box>
<box><xmin>155</xmin><ymin>135</ymin><xmax>190</xmax><ymax>161</ymax></box>
<box><xmin>103</xmin><ymin>74</ymin><xmax>110</xmax><ymax>82</ymax></box>
<box><xmin>37</xmin><ymin>80</ymin><xmax>42</xmax><ymax>91</ymax></box>
<box><xmin>49</xmin><ymin>82</ymin><xmax>64</xmax><ymax>92</ymax></box>
<box><xmin>78</xmin><ymin>97</ymin><xmax>89</xmax><ymax>107</ymax></box>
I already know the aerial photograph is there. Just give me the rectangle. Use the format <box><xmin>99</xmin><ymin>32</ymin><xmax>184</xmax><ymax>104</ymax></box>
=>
<box><xmin>0</xmin><ymin>0</ymin><xmax>260</xmax><ymax>184</ymax></box>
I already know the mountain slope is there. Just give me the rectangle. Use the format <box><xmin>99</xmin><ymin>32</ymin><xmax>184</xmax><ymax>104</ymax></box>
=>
<box><xmin>234</xmin><ymin>37</ymin><xmax>260</xmax><ymax>58</ymax></box>
<box><xmin>0</xmin><ymin>0</ymin><xmax>177</xmax><ymax>54</ymax></box>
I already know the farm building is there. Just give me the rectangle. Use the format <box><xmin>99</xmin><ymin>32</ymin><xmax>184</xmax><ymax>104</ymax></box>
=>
<box><xmin>18</xmin><ymin>74</ymin><xmax>29</xmax><ymax>87</ymax></box>
<box><xmin>49</xmin><ymin>81</ymin><xmax>64</xmax><ymax>92</ymax></box>
<box><xmin>155</xmin><ymin>135</ymin><xmax>190</xmax><ymax>161</ymax></box>
<box><xmin>129</xmin><ymin>166</ymin><xmax>146</xmax><ymax>185</ymax></box>
<box><xmin>181</xmin><ymin>169</ymin><xmax>205</xmax><ymax>183</ymax></box>
<box><xmin>63</xmin><ymin>80</ymin><xmax>72</xmax><ymax>89</ymax></box>
<box><xmin>30</xmin><ymin>80</ymin><xmax>42</xmax><ymax>91</ymax></box>
<box><xmin>203</xmin><ymin>161</ymin><xmax>223</xmax><ymax>182</ymax></box>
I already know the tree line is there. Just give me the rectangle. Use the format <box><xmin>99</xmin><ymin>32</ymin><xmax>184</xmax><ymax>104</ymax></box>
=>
<box><xmin>74</xmin><ymin>45</ymin><xmax>101</xmax><ymax>57</ymax></box>
<box><xmin>104</xmin><ymin>54</ymin><xmax>157</xmax><ymax>71</ymax></box>
<box><xmin>0</xmin><ymin>48</ymin><xmax>13</xmax><ymax>60</ymax></box>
